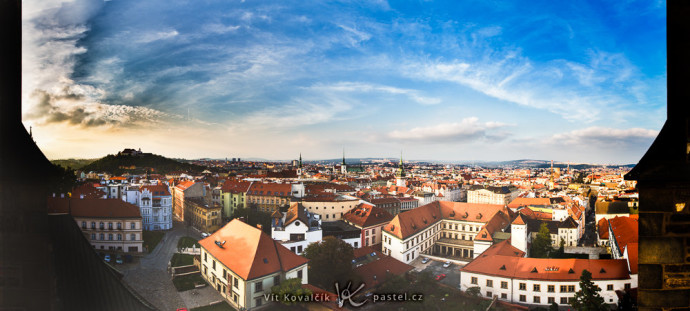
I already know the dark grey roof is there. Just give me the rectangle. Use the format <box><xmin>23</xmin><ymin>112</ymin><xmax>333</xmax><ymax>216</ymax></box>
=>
<box><xmin>49</xmin><ymin>214</ymin><xmax>158</xmax><ymax>311</ymax></box>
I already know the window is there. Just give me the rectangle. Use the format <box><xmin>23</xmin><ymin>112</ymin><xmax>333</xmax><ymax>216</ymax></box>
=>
<box><xmin>547</xmin><ymin>285</ymin><xmax>555</xmax><ymax>293</ymax></box>
<box><xmin>130</xmin><ymin>234</ymin><xmax>136</xmax><ymax>240</ymax></box>
<box><xmin>533</xmin><ymin>296</ymin><xmax>540</xmax><ymax>303</ymax></box>
<box><xmin>99</xmin><ymin>233</ymin><xmax>104</xmax><ymax>240</ymax></box>
<box><xmin>108</xmin><ymin>234</ymin><xmax>113</xmax><ymax>240</ymax></box>
<box><xmin>519</xmin><ymin>283</ymin><xmax>526</xmax><ymax>290</ymax></box>
<box><xmin>108</xmin><ymin>223</ymin><xmax>113</xmax><ymax>230</ymax></box>
<box><xmin>81</xmin><ymin>221</ymin><xmax>86</xmax><ymax>229</ymax></box>
<box><xmin>501</xmin><ymin>281</ymin><xmax>508</xmax><ymax>289</ymax></box>
<box><xmin>486</xmin><ymin>291</ymin><xmax>492</xmax><ymax>298</ymax></box>
<box><xmin>255</xmin><ymin>298</ymin><xmax>262</xmax><ymax>307</ymax></box>
<box><xmin>99</xmin><ymin>222</ymin><xmax>104</xmax><ymax>229</ymax></box>
<box><xmin>91</xmin><ymin>222</ymin><xmax>96</xmax><ymax>229</ymax></box>
<box><xmin>91</xmin><ymin>233</ymin><xmax>96</xmax><ymax>240</ymax></box>
<box><xmin>212</xmin><ymin>260</ymin><xmax>216</xmax><ymax>270</ymax></box>
<box><xmin>501</xmin><ymin>293</ymin><xmax>507</xmax><ymax>299</ymax></box>
<box><xmin>117</xmin><ymin>234</ymin><xmax>122</xmax><ymax>240</ymax></box>
<box><xmin>233</xmin><ymin>294</ymin><xmax>238</xmax><ymax>303</ymax></box>
<box><xmin>519</xmin><ymin>295</ymin><xmax>526</xmax><ymax>302</ymax></box>
<box><xmin>560</xmin><ymin>285</ymin><xmax>567</xmax><ymax>293</ymax></box>
<box><xmin>471</xmin><ymin>277</ymin><xmax>478</xmax><ymax>285</ymax></box>
<box><xmin>568</xmin><ymin>285</ymin><xmax>575</xmax><ymax>292</ymax></box>
<box><xmin>255</xmin><ymin>281</ymin><xmax>263</xmax><ymax>292</ymax></box>
<box><xmin>205</xmin><ymin>253</ymin><xmax>208</xmax><ymax>262</ymax></box>
<box><xmin>533</xmin><ymin>284</ymin><xmax>540</xmax><ymax>292</ymax></box>
<box><xmin>297</xmin><ymin>269</ymin><xmax>303</xmax><ymax>279</ymax></box>
<box><xmin>117</xmin><ymin>222</ymin><xmax>122</xmax><ymax>229</ymax></box>
<box><xmin>548</xmin><ymin>297</ymin><xmax>555</xmax><ymax>304</ymax></box>
<box><xmin>234</xmin><ymin>277</ymin><xmax>238</xmax><ymax>288</ymax></box>
<box><xmin>131</xmin><ymin>223</ymin><xmax>136</xmax><ymax>229</ymax></box>
<box><xmin>560</xmin><ymin>297</ymin><xmax>568</xmax><ymax>304</ymax></box>
<box><xmin>624</xmin><ymin>283</ymin><xmax>631</xmax><ymax>290</ymax></box>
<box><xmin>223</xmin><ymin>270</ymin><xmax>227</xmax><ymax>280</ymax></box>
<box><xmin>607</xmin><ymin>284</ymin><xmax>613</xmax><ymax>291</ymax></box>
<box><xmin>274</xmin><ymin>276</ymin><xmax>280</xmax><ymax>286</ymax></box>
<box><xmin>486</xmin><ymin>279</ymin><xmax>493</xmax><ymax>287</ymax></box>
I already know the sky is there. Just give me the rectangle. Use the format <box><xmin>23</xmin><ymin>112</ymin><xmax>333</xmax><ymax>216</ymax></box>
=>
<box><xmin>22</xmin><ymin>0</ymin><xmax>666</xmax><ymax>164</ymax></box>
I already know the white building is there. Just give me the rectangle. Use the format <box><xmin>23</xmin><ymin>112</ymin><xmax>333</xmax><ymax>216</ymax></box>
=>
<box><xmin>199</xmin><ymin>219</ymin><xmax>309</xmax><ymax>310</ymax></box>
<box><xmin>271</xmin><ymin>203</ymin><xmax>322</xmax><ymax>255</ymax></box>
<box><xmin>123</xmin><ymin>184</ymin><xmax>173</xmax><ymax>230</ymax></box>
<box><xmin>381</xmin><ymin>201</ymin><xmax>512</xmax><ymax>264</ymax></box>
<box><xmin>460</xmin><ymin>241</ymin><xmax>636</xmax><ymax>307</ymax></box>
<box><xmin>467</xmin><ymin>186</ymin><xmax>519</xmax><ymax>205</ymax></box>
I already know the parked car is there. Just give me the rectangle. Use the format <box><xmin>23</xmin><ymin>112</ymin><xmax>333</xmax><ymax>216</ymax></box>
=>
<box><xmin>104</xmin><ymin>254</ymin><xmax>111</xmax><ymax>262</ymax></box>
<box><xmin>435</xmin><ymin>274</ymin><xmax>446</xmax><ymax>281</ymax></box>
<box><xmin>443</xmin><ymin>261</ymin><xmax>451</xmax><ymax>268</ymax></box>
<box><xmin>201</xmin><ymin>232</ymin><xmax>210</xmax><ymax>238</ymax></box>
<box><xmin>115</xmin><ymin>254</ymin><xmax>123</xmax><ymax>264</ymax></box>
<box><xmin>421</xmin><ymin>257</ymin><xmax>430</xmax><ymax>264</ymax></box>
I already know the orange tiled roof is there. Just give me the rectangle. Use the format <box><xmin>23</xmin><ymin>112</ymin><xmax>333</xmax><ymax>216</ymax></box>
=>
<box><xmin>71</xmin><ymin>183</ymin><xmax>107</xmax><ymax>199</ymax></box>
<box><xmin>220</xmin><ymin>180</ymin><xmax>252</xmax><ymax>194</ymax></box>
<box><xmin>175</xmin><ymin>180</ymin><xmax>196</xmax><ymax>191</ymax></box>
<box><xmin>248</xmin><ymin>182</ymin><xmax>292</xmax><ymax>197</ymax></box>
<box><xmin>342</xmin><ymin>203</ymin><xmax>394</xmax><ymax>228</ymax></box>
<box><xmin>597</xmin><ymin>218</ymin><xmax>610</xmax><ymax>239</ymax></box>
<box><xmin>609</xmin><ymin>216</ymin><xmax>638</xmax><ymax>251</ymax></box>
<box><xmin>199</xmin><ymin>219</ymin><xmax>308</xmax><ymax>280</ymax></box>
<box><xmin>462</xmin><ymin>254</ymin><xmax>631</xmax><ymax>281</ymax></box>
<box><xmin>480</xmin><ymin>239</ymin><xmax>525</xmax><ymax>257</ymax></box>
<box><xmin>508</xmin><ymin>198</ymin><xmax>551</xmax><ymax>210</ymax></box>
<box><xmin>140</xmin><ymin>184</ymin><xmax>171</xmax><ymax>196</ymax></box>
<box><xmin>625</xmin><ymin>242</ymin><xmax>638</xmax><ymax>274</ymax></box>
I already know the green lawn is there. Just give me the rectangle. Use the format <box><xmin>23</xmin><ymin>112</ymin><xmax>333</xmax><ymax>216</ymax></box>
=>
<box><xmin>177</xmin><ymin>236</ymin><xmax>201</xmax><ymax>250</ymax></box>
<box><xmin>170</xmin><ymin>253</ymin><xmax>195</xmax><ymax>267</ymax></box>
<box><xmin>172</xmin><ymin>273</ymin><xmax>206</xmax><ymax>292</ymax></box>
<box><xmin>190</xmin><ymin>302</ymin><xmax>235</xmax><ymax>311</ymax></box>
<box><xmin>143</xmin><ymin>231</ymin><xmax>165</xmax><ymax>253</ymax></box>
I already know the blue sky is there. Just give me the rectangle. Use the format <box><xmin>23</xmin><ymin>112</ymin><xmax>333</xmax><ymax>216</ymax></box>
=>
<box><xmin>22</xmin><ymin>0</ymin><xmax>666</xmax><ymax>163</ymax></box>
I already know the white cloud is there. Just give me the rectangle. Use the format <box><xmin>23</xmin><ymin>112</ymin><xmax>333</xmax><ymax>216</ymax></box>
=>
<box><xmin>203</xmin><ymin>23</ymin><xmax>241</xmax><ymax>34</ymax></box>
<box><xmin>388</xmin><ymin>117</ymin><xmax>509</xmax><ymax>143</ymax></box>
<box><xmin>547</xmin><ymin>126</ymin><xmax>658</xmax><ymax>148</ymax></box>
<box><xmin>136</xmin><ymin>29</ymin><xmax>179</xmax><ymax>43</ymax></box>
<box><xmin>310</xmin><ymin>82</ymin><xmax>441</xmax><ymax>105</ymax></box>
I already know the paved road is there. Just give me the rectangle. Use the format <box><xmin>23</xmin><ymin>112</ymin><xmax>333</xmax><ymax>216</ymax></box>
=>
<box><xmin>421</xmin><ymin>260</ymin><xmax>463</xmax><ymax>288</ymax></box>
<box><xmin>120</xmin><ymin>221</ymin><xmax>220</xmax><ymax>311</ymax></box>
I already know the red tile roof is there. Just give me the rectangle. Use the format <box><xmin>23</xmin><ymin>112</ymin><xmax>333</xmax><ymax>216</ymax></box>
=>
<box><xmin>625</xmin><ymin>242</ymin><xmax>638</xmax><ymax>274</ymax></box>
<box><xmin>140</xmin><ymin>184</ymin><xmax>171</xmax><ymax>196</ymax></box>
<box><xmin>462</xmin><ymin>253</ymin><xmax>631</xmax><ymax>281</ymax></box>
<box><xmin>383</xmin><ymin>201</ymin><xmax>510</xmax><ymax>240</ymax></box>
<box><xmin>199</xmin><ymin>219</ymin><xmax>308</xmax><ymax>280</ymax></box>
<box><xmin>480</xmin><ymin>240</ymin><xmax>526</xmax><ymax>257</ymax></box>
<box><xmin>352</xmin><ymin>247</ymin><xmax>414</xmax><ymax>288</ymax></box>
<box><xmin>175</xmin><ymin>180</ymin><xmax>196</xmax><ymax>191</ymax></box>
<box><xmin>609</xmin><ymin>216</ymin><xmax>638</xmax><ymax>252</ymax></box>
<box><xmin>71</xmin><ymin>183</ymin><xmax>107</xmax><ymax>199</ymax></box>
<box><xmin>508</xmin><ymin>198</ymin><xmax>551</xmax><ymax>210</ymax></box>
<box><xmin>342</xmin><ymin>203</ymin><xmax>394</xmax><ymax>228</ymax></box>
<box><xmin>47</xmin><ymin>198</ymin><xmax>141</xmax><ymax>218</ymax></box>
<box><xmin>248</xmin><ymin>182</ymin><xmax>293</xmax><ymax>197</ymax></box>
<box><xmin>220</xmin><ymin>180</ymin><xmax>252</xmax><ymax>194</ymax></box>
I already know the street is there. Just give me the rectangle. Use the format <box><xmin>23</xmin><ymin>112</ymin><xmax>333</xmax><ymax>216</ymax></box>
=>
<box><xmin>118</xmin><ymin>221</ymin><xmax>223</xmax><ymax>311</ymax></box>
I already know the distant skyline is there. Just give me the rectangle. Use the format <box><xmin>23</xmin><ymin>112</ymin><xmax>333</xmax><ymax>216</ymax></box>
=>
<box><xmin>22</xmin><ymin>0</ymin><xmax>666</xmax><ymax>163</ymax></box>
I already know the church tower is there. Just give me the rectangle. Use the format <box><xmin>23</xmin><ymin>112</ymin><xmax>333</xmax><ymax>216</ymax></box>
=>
<box><xmin>395</xmin><ymin>152</ymin><xmax>407</xmax><ymax>187</ymax></box>
<box><xmin>297</xmin><ymin>153</ymin><xmax>303</xmax><ymax>178</ymax></box>
<box><xmin>510</xmin><ymin>214</ymin><xmax>528</xmax><ymax>255</ymax></box>
<box><xmin>341</xmin><ymin>149</ymin><xmax>347</xmax><ymax>175</ymax></box>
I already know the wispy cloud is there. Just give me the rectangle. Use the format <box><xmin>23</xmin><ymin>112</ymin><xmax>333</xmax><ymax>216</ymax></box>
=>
<box><xmin>388</xmin><ymin>117</ymin><xmax>510</xmax><ymax>143</ymax></box>
<box><xmin>309</xmin><ymin>82</ymin><xmax>441</xmax><ymax>105</ymax></box>
<box><xmin>546</xmin><ymin>126</ymin><xmax>658</xmax><ymax>148</ymax></box>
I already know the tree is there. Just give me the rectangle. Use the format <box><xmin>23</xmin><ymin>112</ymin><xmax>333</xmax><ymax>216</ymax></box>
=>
<box><xmin>549</xmin><ymin>302</ymin><xmax>559</xmax><ymax>311</ymax></box>
<box><xmin>617</xmin><ymin>289</ymin><xmax>636</xmax><ymax>311</ymax></box>
<box><xmin>530</xmin><ymin>223</ymin><xmax>554</xmax><ymax>258</ymax></box>
<box><xmin>465</xmin><ymin>286</ymin><xmax>480</xmax><ymax>297</ymax></box>
<box><xmin>48</xmin><ymin>164</ymin><xmax>77</xmax><ymax>194</ymax></box>
<box><xmin>270</xmin><ymin>278</ymin><xmax>312</xmax><ymax>306</ymax></box>
<box><xmin>302</xmin><ymin>236</ymin><xmax>359</xmax><ymax>289</ymax></box>
<box><xmin>571</xmin><ymin>269</ymin><xmax>608</xmax><ymax>311</ymax></box>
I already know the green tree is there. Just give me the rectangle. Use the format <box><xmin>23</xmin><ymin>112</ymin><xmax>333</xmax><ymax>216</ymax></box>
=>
<box><xmin>530</xmin><ymin>223</ymin><xmax>554</xmax><ymax>258</ymax></box>
<box><xmin>549</xmin><ymin>302</ymin><xmax>559</xmax><ymax>311</ymax></box>
<box><xmin>48</xmin><ymin>164</ymin><xmax>77</xmax><ymax>194</ymax></box>
<box><xmin>270</xmin><ymin>278</ymin><xmax>312</xmax><ymax>306</ymax></box>
<box><xmin>229</xmin><ymin>207</ymin><xmax>271</xmax><ymax>234</ymax></box>
<box><xmin>571</xmin><ymin>269</ymin><xmax>608</xmax><ymax>311</ymax></box>
<box><xmin>465</xmin><ymin>286</ymin><xmax>480</xmax><ymax>297</ymax></box>
<box><xmin>302</xmin><ymin>236</ymin><xmax>358</xmax><ymax>289</ymax></box>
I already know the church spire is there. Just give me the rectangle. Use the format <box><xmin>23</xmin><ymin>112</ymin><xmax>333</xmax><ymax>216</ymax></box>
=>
<box><xmin>396</xmin><ymin>151</ymin><xmax>405</xmax><ymax>178</ymax></box>
<box><xmin>342</xmin><ymin>148</ymin><xmax>346</xmax><ymax>166</ymax></box>
<box><xmin>299</xmin><ymin>153</ymin><xmax>303</xmax><ymax>168</ymax></box>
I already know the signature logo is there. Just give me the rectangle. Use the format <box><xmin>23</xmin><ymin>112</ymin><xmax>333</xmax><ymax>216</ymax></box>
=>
<box><xmin>335</xmin><ymin>282</ymin><xmax>367</xmax><ymax>307</ymax></box>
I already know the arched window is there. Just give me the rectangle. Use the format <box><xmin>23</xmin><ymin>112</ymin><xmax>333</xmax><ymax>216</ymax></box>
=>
<box><xmin>108</xmin><ymin>234</ymin><xmax>113</xmax><ymax>240</ymax></box>
<box><xmin>117</xmin><ymin>234</ymin><xmax>122</xmax><ymax>240</ymax></box>
<box><xmin>99</xmin><ymin>233</ymin><xmax>104</xmax><ymax>240</ymax></box>
<box><xmin>99</xmin><ymin>222</ymin><xmax>104</xmax><ymax>230</ymax></box>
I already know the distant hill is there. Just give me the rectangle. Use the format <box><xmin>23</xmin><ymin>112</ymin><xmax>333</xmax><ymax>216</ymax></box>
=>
<box><xmin>51</xmin><ymin>158</ymin><xmax>97</xmax><ymax>170</ymax></box>
<box><xmin>80</xmin><ymin>153</ymin><xmax>207</xmax><ymax>175</ymax></box>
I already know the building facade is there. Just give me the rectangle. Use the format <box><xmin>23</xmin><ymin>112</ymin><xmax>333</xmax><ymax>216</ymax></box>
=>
<box><xmin>199</xmin><ymin>220</ymin><xmax>309</xmax><ymax>310</ymax></box>
<box><xmin>342</xmin><ymin>203</ymin><xmax>394</xmax><ymax>248</ymax></box>
<box><xmin>172</xmin><ymin>181</ymin><xmax>206</xmax><ymax>221</ymax></box>
<box><xmin>185</xmin><ymin>197</ymin><xmax>222</xmax><ymax>233</ymax></box>
<box><xmin>271</xmin><ymin>203</ymin><xmax>322</xmax><ymax>255</ymax></box>
<box><xmin>47</xmin><ymin>197</ymin><xmax>144</xmax><ymax>252</ymax></box>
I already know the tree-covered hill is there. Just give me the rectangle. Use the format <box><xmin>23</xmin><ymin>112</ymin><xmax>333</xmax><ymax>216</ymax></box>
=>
<box><xmin>80</xmin><ymin>153</ymin><xmax>207</xmax><ymax>175</ymax></box>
